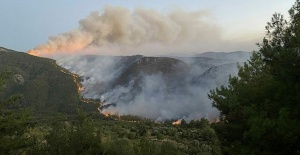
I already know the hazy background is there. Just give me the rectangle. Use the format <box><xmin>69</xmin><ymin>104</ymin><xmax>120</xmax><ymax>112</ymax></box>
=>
<box><xmin>0</xmin><ymin>0</ymin><xmax>295</xmax><ymax>53</ymax></box>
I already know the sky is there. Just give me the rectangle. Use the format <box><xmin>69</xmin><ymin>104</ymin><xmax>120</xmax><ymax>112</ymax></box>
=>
<box><xmin>0</xmin><ymin>0</ymin><xmax>296</xmax><ymax>53</ymax></box>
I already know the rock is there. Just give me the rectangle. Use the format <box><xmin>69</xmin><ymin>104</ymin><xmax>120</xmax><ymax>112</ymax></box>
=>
<box><xmin>13</xmin><ymin>74</ymin><xmax>24</xmax><ymax>85</ymax></box>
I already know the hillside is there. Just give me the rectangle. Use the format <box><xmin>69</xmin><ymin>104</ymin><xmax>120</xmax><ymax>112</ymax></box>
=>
<box><xmin>112</xmin><ymin>57</ymin><xmax>189</xmax><ymax>89</ymax></box>
<box><xmin>0</xmin><ymin>47</ymin><xmax>94</xmax><ymax>114</ymax></box>
<box><xmin>0</xmin><ymin>46</ymin><xmax>251</xmax><ymax>119</ymax></box>
<box><xmin>57</xmin><ymin>52</ymin><xmax>251</xmax><ymax>120</ymax></box>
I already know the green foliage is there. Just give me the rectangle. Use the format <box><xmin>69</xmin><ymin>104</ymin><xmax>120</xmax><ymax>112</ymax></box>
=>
<box><xmin>209</xmin><ymin>1</ymin><xmax>300</xmax><ymax>154</ymax></box>
<box><xmin>23</xmin><ymin>112</ymin><xmax>221</xmax><ymax>155</ymax></box>
<box><xmin>0</xmin><ymin>72</ymin><xmax>33</xmax><ymax>154</ymax></box>
<box><xmin>30</xmin><ymin>110</ymin><xmax>103</xmax><ymax>155</ymax></box>
<box><xmin>0</xmin><ymin>48</ymin><xmax>94</xmax><ymax>115</ymax></box>
<box><xmin>103</xmin><ymin>138</ymin><xmax>139</xmax><ymax>155</ymax></box>
<box><xmin>137</xmin><ymin>124</ymin><xmax>147</xmax><ymax>136</ymax></box>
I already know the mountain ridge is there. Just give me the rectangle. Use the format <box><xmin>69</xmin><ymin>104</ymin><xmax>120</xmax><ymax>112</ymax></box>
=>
<box><xmin>0</xmin><ymin>46</ymin><xmax>95</xmax><ymax>114</ymax></box>
<box><xmin>0</xmin><ymin>46</ymin><xmax>251</xmax><ymax>120</ymax></box>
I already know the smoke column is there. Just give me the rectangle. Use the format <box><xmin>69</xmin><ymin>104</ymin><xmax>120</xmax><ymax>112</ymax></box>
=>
<box><xmin>28</xmin><ymin>6</ymin><xmax>252</xmax><ymax>121</ymax></box>
<box><xmin>28</xmin><ymin>6</ymin><xmax>222</xmax><ymax>57</ymax></box>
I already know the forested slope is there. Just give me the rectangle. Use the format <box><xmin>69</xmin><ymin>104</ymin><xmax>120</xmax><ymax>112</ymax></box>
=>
<box><xmin>0</xmin><ymin>47</ymin><xmax>94</xmax><ymax>114</ymax></box>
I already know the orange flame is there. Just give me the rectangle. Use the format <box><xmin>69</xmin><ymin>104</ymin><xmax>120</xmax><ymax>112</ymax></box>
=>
<box><xmin>104</xmin><ymin>112</ymin><xmax>110</xmax><ymax>117</ymax></box>
<box><xmin>172</xmin><ymin>119</ymin><xmax>182</xmax><ymax>125</ymax></box>
<box><xmin>28</xmin><ymin>41</ymin><xmax>89</xmax><ymax>57</ymax></box>
<box><xmin>97</xmin><ymin>102</ymin><xmax>111</xmax><ymax>117</ymax></box>
<box><xmin>28</xmin><ymin>49</ymin><xmax>41</xmax><ymax>57</ymax></box>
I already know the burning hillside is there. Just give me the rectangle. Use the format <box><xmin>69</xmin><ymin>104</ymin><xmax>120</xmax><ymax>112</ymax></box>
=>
<box><xmin>26</xmin><ymin>6</ymin><xmax>251</xmax><ymax>122</ymax></box>
<box><xmin>54</xmin><ymin>52</ymin><xmax>250</xmax><ymax>122</ymax></box>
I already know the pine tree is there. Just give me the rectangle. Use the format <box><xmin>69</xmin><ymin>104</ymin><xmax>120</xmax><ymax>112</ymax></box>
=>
<box><xmin>209</xmin><ymin>1</ymin><xmax>300</xmax><ymax>154</ymax></box>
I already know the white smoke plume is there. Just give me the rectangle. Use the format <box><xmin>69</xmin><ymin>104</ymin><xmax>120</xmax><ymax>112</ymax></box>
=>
<box><xmin>56</xmin><ymin>53</ymin><xmax>251</xmax><ymax>121</ymax></box>
<box><xmin>28</xmin><ymin>6</ymin><xmax>222</xmax><ymax>57</ymax></box>
<box><xmin>28</xmin><ymin>5</ymin><xmax>252</xmax><ymax>121</ymax></box>
<box><xmin>100</xmin><ymin>74</ymin><xmax>220</xmax><ymax>121</ymax></box>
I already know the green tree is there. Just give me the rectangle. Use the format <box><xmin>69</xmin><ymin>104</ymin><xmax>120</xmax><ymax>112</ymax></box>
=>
<box><xmin>44</xmin><ymin>110</ymin><xmax>103</xmax><ymax>155</ymax></box>
<box><xmin>0</xmin><ymin>72</ymin><xmax>33</xmax><ymax>154</ymax></box>
<box><xmin>209</xmin><ymin>1</ymin><xmax>300</xmax><ymax>154</ymax></box>
<box><xmin>137</xmin><ymin>124</ymin><xmax>147</xmax><ymax>136</ymax></box>
<box><xmin>103</xmin><ymin>139</ymin><xmax>135</xmax><ymax>155</ymax></box>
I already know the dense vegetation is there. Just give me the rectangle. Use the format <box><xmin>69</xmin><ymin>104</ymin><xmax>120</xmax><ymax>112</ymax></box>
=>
<box><xmin>0</xmin><ymin>47</ymin><xmax>95</xmax><ymax>114</ymax></box>
<box><xmin>26</xmin><ymin>113</ymin><xmax>221</xmax><ymax>155</ymax></box>
<box><xmin>0</xmin><ymin>51</ymin><xmax>221</xmax><ymax>154</ymax></box>
<box><xmin>0</xmin><ymin>72</ymin><xmax>32</xmax><ymax>154</ymax></box>
<box><xmin>209</xmin><ymin>1</ymin><xmax>300</xmax><ymax>154</ymax></box>
<box><xmin>0</xmin><ymin>72</ymin><xmax>221</xmax><ymax>154</ymax></box>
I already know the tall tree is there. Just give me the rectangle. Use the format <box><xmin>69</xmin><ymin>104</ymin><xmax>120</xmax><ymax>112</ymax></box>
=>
<box><xmin>209</xmin><ymin>1</ymin><xmax>300</xmax><ymax>154</ymax></box>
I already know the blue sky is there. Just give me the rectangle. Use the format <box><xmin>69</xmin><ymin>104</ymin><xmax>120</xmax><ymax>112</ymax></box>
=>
<box><xmin>0</xmin><ymin>0</ymin><xmax>295</xmax><ymax>52</ymax></box>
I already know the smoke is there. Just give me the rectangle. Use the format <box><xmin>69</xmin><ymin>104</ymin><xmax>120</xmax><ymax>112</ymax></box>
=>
<box><xmin>56</xmin><ymin>55</ymin><xmax>133</xmax><ymax>98</ymax></box>
<box><xmin>28</xmin><ymin>6</ymin><xmax>252</xmax><ymax>121</ymax></box>
<box><xmin>100</xmin><ymin>73</ymin><xmax>220</xmax><ymax>121</ymax></box>
<box><xmin>56</xmin><ymin>53</ymin><xmax>250</xmax><ymax>121</ymax></box>
<box><xmin>28</xmin><ymin>6</ymin><xmax>223</xmax><ymax>57</ymax></box>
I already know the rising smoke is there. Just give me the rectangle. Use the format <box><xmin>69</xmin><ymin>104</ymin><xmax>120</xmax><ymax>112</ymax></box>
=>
<box><xmin>28</xmin><ymin>6</ymin><xmax>223</xmax><ymax>57</ymax></box>
<box><xmin>29</xmin><ymin>6</ymin><xmax>251</xmax><ymax>121</ymax></box>
<box><xmin>56</xmin><ymin>54</ymin><xmax>250</xmax><ymax>121</ymax></box>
